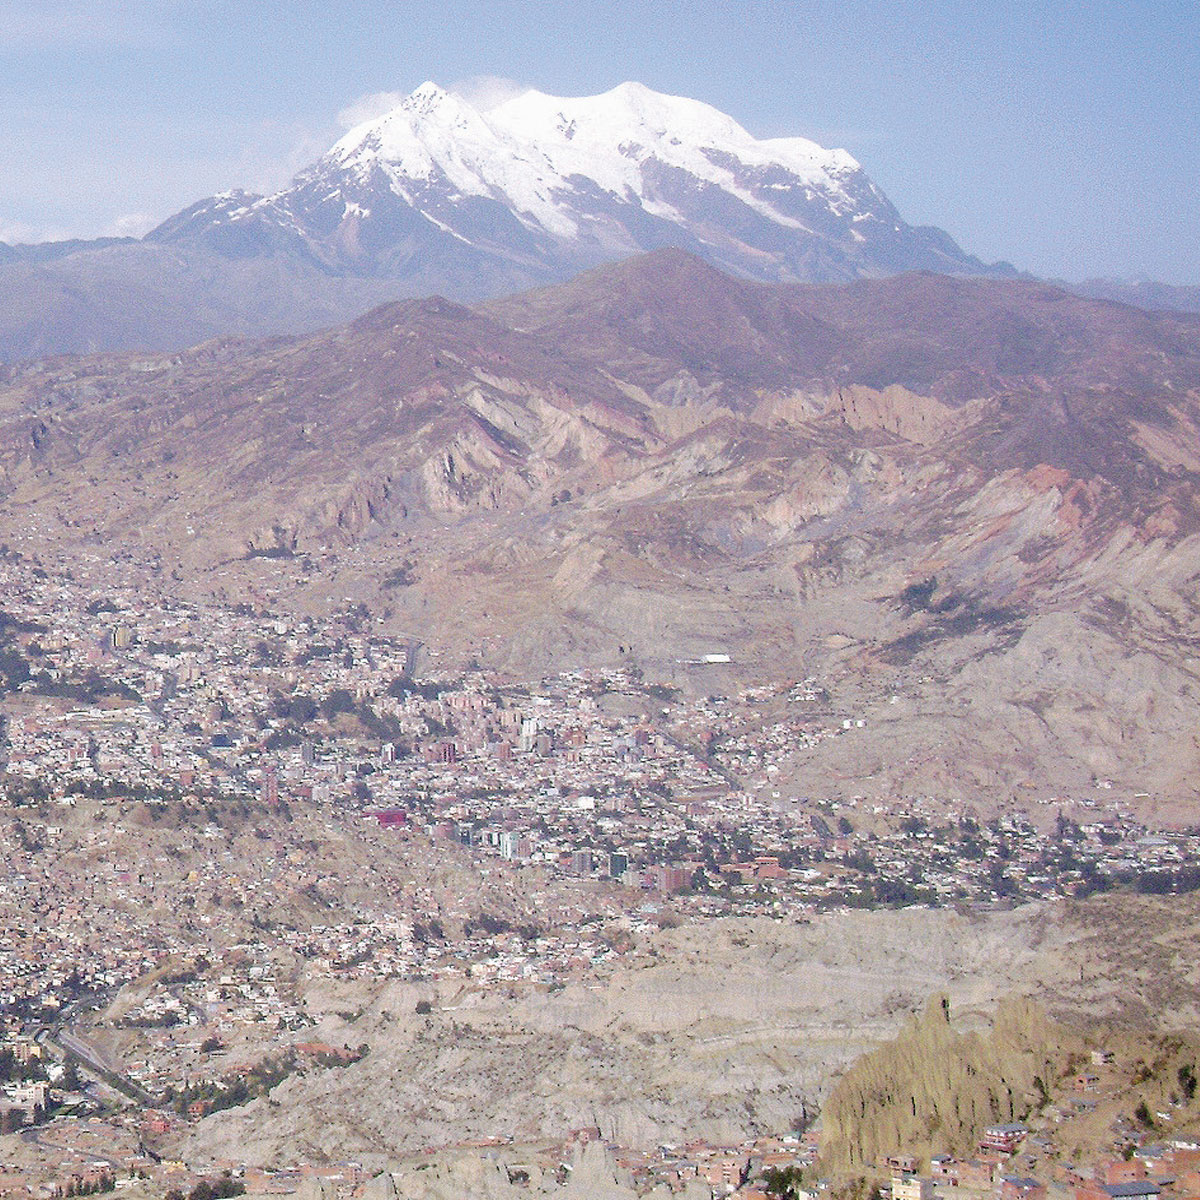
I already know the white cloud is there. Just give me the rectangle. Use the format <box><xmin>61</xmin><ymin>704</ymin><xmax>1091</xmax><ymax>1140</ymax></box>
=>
<box><xmin>102</xmin><ymin>212</ymin><xmax>157</xmax><ymax>239</ymax></box>
<box><xmin>449</xmin><ymin>75</ymin><xmax>530</xmax><ymax>112</ymax></box>
<box><xmin>232</xmin><ymin>119</ymin><xmax>338</xmax><ymax>193</ymax></box>
<box><xmin>335</xmin><ymin>77</ymin><xmax>532</xmax><ymax>132</ymax></box>
<box><xmin>337</xmin><ymin>91</ymin><xmax>408</xmax><ymax>131</ymax></box>
<box><xmin>0</xmin><ymin>219</ymin><xmax>72</xmax><ymax>245</ymax></box>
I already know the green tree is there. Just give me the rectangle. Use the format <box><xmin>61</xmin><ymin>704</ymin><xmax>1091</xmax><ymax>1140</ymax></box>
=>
<box><xmin>762</xmin><ymin>1166</ymin><xmax>806</xmax><ymax>1199</ymax></box>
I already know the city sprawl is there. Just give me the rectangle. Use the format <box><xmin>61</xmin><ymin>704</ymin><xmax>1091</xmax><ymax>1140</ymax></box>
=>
<box><xmin>0</xmin><ymin>548</ymin><xmax>1198</xmax><ymax>1198</ymax></box>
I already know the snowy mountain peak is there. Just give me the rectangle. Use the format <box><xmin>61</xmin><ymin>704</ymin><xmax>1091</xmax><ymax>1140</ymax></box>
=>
<box><xmin>149</xmin><ymin>80</ymin><xmax>997</xmax><ymax>294</ymax></box>
<box><xmin>407</xmin><ymin>80</ymin><xmax>449</xmax><ymax>106</ymax></box>
<box><xmin>334</xmin><ymin>84</ymin><xmax>484</xmax><ymax>159</ymax></box>
<box><xmin>317</xmin><ymin>80</ymin><xmax>870</xmax><ymax>239</ymax></box>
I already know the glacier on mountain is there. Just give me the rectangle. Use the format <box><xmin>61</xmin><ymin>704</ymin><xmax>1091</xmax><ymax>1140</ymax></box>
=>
<box><xmin>148</xmin><ymin>80</ymin><xmax>998</xmax><ymax>291</ymax></box>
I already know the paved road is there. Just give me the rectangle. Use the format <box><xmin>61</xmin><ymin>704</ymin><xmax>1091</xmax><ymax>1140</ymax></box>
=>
<box><xmin>42</xmin><ymin>1027</ymin><xmax>155</xmax><ymax>1107</ymax></box>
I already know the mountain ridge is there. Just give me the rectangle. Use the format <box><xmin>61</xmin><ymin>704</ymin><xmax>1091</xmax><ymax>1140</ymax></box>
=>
<box><xmin>146</xmin><ymin>79</ymin><xmax>1000</xmax><ymax>286</ymax></box>
<box><xmin>2</xmin><ymin>80</ymin><xmax>1195</xmax><ymax>367</ymax></box>
<box><xmin>0</xmin><ymin>80</ymin><xmax>1020</xmax><ymax>362</ymax></box>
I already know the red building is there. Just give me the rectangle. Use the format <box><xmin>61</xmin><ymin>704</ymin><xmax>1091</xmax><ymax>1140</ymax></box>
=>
<box><xmin>1076</xmin><ymin>1181</ymin><xmax>1162</xmax><ymax>1200</ymax></box>
<box><xmin>1100</xmin><ymin>1160</ymin><xmax>1147</xmax><ymax>1186</ymax></box>
<box><xmin>980</xmin><ymin>1124</ymin><xmax>1027</xmax><ymax>1154</ymax></box>
<box><xmin>1002</xmin><ymin>1178</ymin><xmax>1047</xmax><ymax>1200</ymax></box>
<box><xmin>371</xmin><ymin>809</ymin><xmax>407</xmax><ymax>828</ymax></box>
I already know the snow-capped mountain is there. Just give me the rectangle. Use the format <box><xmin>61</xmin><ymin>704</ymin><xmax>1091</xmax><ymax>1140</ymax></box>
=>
<box><xmin>0</xmin><ymin>81</ymin><xmax>1017</xmax><ymax>363</ymax></box>
<box><xmin>149</xmin><ymin>81</ymin><xmax>998</xmax><ymax>292</ymax></box>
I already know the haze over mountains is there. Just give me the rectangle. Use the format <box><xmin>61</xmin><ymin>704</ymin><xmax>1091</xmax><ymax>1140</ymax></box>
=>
<box><xmin>4</xmin><ymin>79</ymin><xmax>1196</xmax><ymax>364</ymax></box>
<box><xmin>3</xmin><ymin>249</ymin><xmax>1200</xmax><ymax>807</ymax></box>
<box><xmin>0</xmin><ymin>79</ymin><xmax>1024</xmax><ymax>362</ymax></box>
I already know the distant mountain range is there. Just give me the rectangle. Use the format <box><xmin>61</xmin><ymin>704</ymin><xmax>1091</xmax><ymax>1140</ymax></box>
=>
<box><xmin>0</xmin><ymin>80</ymin><xmax>1193</xmax><ymax>362</ymax></box>
<box><xmin>3</xmin><ymin>249</ymin><xmax>1200</xmax><ymax>806</ymax></box>
<box><xmin>0</xmin><ymin>79</ymin><xmax>1024</xmax><ymax>362</ymax></box>
<box><xmin>1066</xmin><ymin>278</ymin><xmax>1200</xmax><ymax>314</ymax></box>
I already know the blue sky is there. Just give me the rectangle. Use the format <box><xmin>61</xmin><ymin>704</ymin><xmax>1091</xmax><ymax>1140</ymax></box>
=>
<box><xmin>1</xmin><ymin>0</ymin><xmax>1196</xmax><ymax>283</ymax></box>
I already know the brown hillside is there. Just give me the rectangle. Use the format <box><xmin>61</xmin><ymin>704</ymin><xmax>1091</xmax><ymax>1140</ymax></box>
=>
<box><xmin>2</xmin><ymin>252</ymin><xmax>1200</xmax><ymax>809</ymax></box>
